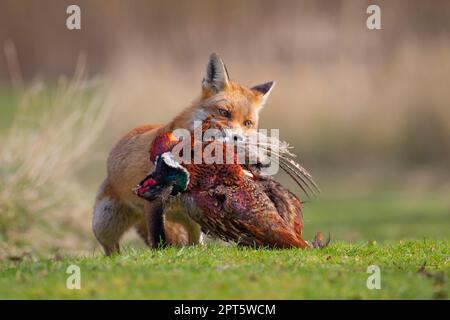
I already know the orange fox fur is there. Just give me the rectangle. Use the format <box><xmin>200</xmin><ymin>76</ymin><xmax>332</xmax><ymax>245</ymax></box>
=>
<box><xmin>92</xmin><ymin>53</ymin><xmax>274</xmax><ymax>255</ymax></box>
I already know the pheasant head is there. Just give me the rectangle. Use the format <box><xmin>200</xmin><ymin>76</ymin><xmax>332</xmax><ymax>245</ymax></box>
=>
<box><xmin>134</xmin><ymin>152</ymin><xmax>190</xmax><ymax>201</ymax></box>
<box><xmin>133</xmin><ymin>131</ymin><xmax>189</xmax><ymax>200</ymax></box>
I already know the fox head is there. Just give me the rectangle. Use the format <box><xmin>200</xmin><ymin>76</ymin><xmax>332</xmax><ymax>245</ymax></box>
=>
<box><xmin>177</xmin><ymin>53</ymin><xmax>275</xmax><ymax>137</ymax></box>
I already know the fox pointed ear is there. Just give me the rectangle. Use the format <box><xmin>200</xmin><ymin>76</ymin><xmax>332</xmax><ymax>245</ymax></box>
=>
<box><xmin>202</xmin><ymin>53</ymin><xmax>230</xmax><ymax>95</ymax></box>
<box><xmin>252</xmin><ymin>81</ymin><xmax>275</xmax><ymax>107</ymax></box>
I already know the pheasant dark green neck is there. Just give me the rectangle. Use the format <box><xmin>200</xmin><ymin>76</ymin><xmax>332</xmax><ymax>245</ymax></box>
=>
<box><xmin>156</xmin><ymin>152</ymin><xmax>189</xmax><ymax>195</ymax></box>
<box><xmin>164</xmin><ymin>167</ymin><xmax>189</xmax><ymax>194</ymax></box>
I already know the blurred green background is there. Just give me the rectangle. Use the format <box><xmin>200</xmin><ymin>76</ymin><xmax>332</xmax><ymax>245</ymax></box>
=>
<box><xmin>0</xmin><ymin>0</ymin><xmax>449</xmax><ymax>256</ymax></box>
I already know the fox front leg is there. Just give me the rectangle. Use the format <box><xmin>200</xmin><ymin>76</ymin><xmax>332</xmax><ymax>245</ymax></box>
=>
<box><xmin>144</xmin><ymin>186</ymin><xmax>174</xmax><ymax>248</ymax></box>
<box><xmin>144</xmin><ymin>199</ymin><xmax>167</xmax><ymax>248</ymax></box>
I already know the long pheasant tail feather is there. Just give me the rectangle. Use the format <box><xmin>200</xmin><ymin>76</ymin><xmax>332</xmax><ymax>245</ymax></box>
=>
<box><xmin>279</xmin><ymin>162</ymin><xmax>311</xmax><ymax>198</ymax></box>
<box><xmin>278</xmin><ymin>159</ymin><xmax>320</xmax><ymax>198</ymax></box>
<box><xmin>280</xmin><ymin>157</ymin><xmax>320</xmax><ymax>194</ymax></box>
<box><xmin>255</xmin><ymin>134</ymin><xmax>320</xmax><ymax>197</ymax></box>
<box><xmin>280</xmin><ymin>161</ymin><xmax>316</xmax><ymax>197</ymax></box>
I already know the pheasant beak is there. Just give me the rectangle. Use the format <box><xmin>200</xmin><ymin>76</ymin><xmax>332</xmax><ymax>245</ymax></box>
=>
<box><xmin>134</xmin><ymin>151</ymin><xmax>189</xmax><ymax>202</ymax></box>
<box><xmin>133</xmin><ymin>175</ymin><xmax>162</xmax><ymax>201</ymax></box>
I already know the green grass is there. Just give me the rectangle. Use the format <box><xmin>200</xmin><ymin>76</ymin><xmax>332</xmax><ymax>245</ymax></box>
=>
<box><xmin>1</xmin><ymin>89</ymin><xmax>449</xmax><ymax>299</ymax></box>
<box><xmin>0</xmin><ymin>88</ymin><xmax>18</xmax><ymax>132</ymax></box>
<box><xmin>303</xmin><ymin>191</ymin><xmax>450</xmax><ymax>242</ymax></box>
<box><xmin>0</xmin><ymin>241</ymin><xmax>448</xmax><ymax>299</ymax></box>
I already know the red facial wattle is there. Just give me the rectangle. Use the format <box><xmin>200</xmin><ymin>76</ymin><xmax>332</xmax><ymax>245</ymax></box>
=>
<box><xmin>134</xmin><ymin>177</ymin><xmax>157</xmax><ymax>197</ymax></box>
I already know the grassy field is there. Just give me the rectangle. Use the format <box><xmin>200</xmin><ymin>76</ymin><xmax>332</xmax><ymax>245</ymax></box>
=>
<box><xmin>303</xmin><ymin>189</ymin><xmax>450</xmax><ymax>242</ymax></box>
<box><xmin>0</xmin><ymin>241</ymin><xmax>448</xmax><ymax>299</ymax></box>
<box><xmin>0</xmin><ymin>79</ymin><xmax>449</xmax><ymax>299</ymax></box>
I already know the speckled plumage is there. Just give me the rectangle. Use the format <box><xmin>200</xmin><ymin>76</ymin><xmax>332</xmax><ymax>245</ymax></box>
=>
<box><xmin>185</xmin><ymin>172</ymin><xmax>307</xmax><ymax>248</ymax></box>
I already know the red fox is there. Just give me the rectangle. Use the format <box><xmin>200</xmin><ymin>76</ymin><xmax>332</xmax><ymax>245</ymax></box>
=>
<box><xmin>92</xmin><ymin>53</ymin><xmax>274</xmax><ymax>255</ymax></box>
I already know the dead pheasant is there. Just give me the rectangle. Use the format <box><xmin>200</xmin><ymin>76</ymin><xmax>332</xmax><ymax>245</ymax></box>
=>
<box><xmin>134</xmin><ymin>123</ymin><xmax>326</xmax><ymax>249</ymax></box>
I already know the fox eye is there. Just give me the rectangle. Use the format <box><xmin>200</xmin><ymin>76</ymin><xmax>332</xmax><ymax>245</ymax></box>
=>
<box><xmin>218</xmin><ymin>108</ymin><xmax>231</xmax><ymax>118</ymax></box>
<box><xmin>244</xmin><ymin>119</ymin><xmax>253</xmax><ymax>127</ymax></box>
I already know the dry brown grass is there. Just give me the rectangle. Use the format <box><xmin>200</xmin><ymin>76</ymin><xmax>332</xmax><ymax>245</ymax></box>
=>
<box><xmin>0</xmin><ymin>64</ymin><xmax>109</xmax><ymax>256</ymax></box>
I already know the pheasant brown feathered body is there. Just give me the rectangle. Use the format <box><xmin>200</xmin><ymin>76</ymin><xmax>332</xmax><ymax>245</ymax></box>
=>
<box><xmin>185</xmin><ymin>171</ymin><xmax>307</xmax><ymax>248</ymax></box>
